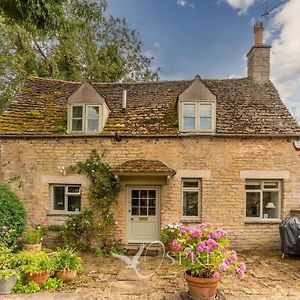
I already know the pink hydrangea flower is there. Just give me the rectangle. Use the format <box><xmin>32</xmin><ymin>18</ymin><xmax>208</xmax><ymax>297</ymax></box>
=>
<box><xmin>190</xmin><ymin>229</ymin><xmax>202</xmax><ymax>238</ymax></box>
<box><xmin>239</xmin><ymin>262</ymin><xmax>246</xmax><ymax>272</ymax></box>
<box><xmin>212</xmin><ymin>272</ymin><xmax>221</xmax><ymax>279</ymax></box>
<box><xmin>236</xmin><ymin>267</ymin><xmax>245</xmax><ymax>279</ymax></box>
<box><xmin>218</xmin><ymin>262</ymin><xmax>228</xmax><ymax>272</ymax></box>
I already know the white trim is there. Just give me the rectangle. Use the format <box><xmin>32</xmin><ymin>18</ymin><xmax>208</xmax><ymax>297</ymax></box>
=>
<box><xmin>245</xmin><ymin>179</ymin><xmax>281</xmax><ymax>221</ymax></box>
<box><xmin>69</xmin><ymin>104</ymin><xmax>84</xmax><ymax>133</ymax></box>
<box><xmin>85</xmin><ymin>105</ymin><xmax>102</xmax><ymax>134</ymax></box>
<box><xmin>50</xmin><ymin>184</ymin><xmax>81</xmax><ymax>213</ymax></box>
<box><xmin>240</xmin><ymin>170</ymin><xmax>289</xmax><ymax>180</ymax></box>
<box><xmin>181</xmin><ymin>179</ymin><xmax>201</xmax><ymax>221</ymax></box>
<box><xmin>180</xmin><ymin>100</ymin><xmax>216</xmax><ymax>133</ymax></box>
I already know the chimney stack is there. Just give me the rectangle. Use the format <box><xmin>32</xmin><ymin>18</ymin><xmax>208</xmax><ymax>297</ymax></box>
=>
<box><xmin>246</xmin><ymin>22</ymin><xmax>271</xmax><ymax>83</ymax></box>
<box><xmin>122</xmin><ymin>90</ymin><xmax>127</xmax><ymax>109</ymax></box>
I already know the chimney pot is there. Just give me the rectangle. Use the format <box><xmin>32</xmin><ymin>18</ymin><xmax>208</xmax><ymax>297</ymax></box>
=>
<box><xmin>254</xmin><ymin>21</ymin><xmax>264</xmax><ymax>45</ymax></box>
<box><xmin>122</xmin><ymin>90</ymin><xmax>127</xmax><ymax>109</ymax></box>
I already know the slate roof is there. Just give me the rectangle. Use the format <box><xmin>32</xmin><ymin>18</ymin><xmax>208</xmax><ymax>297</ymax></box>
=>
<box><xmin>113</xmin><ymin>159</ymin><xmax>176</xmax><ymax>175</ymax></box>
<box><xmin>0</xmin><ymin>76</ymin><xmax>299</xmax><ymax>135</ymax></box>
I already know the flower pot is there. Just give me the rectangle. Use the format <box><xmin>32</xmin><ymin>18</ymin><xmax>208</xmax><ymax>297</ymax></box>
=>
<box><xmin>55</xmin><ymin>270</ymin><xmax>77</xmax><ymax>283</ymax></box>
<box><xmin>25</xmin><ymin>270</ymin><xmax>49</xmax><ymax>285</ymax></box>
<box><xmin>0</xmin><ymin>276</ymin><xmax>18</xmax><ymax>295</ymax></box>
<box><xmin>184</xmin><ymin>272</ymin><xmax>220</xmax><ymax>300</ymax></box>
<box><xmin>23</xmin><ymin>243</ymin><xmax>42</xmax><ymax>252</ymax></box>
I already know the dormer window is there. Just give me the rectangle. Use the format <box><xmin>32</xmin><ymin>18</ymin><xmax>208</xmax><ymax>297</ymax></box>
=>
<box><xmin>70</xmin><ymin>104</ymin><xmax>102</xmax><ymax>133</ymax></box>
<box><xmin>182</xmin><ymin>101</ymin><xmax>215</xmax><ymax>132</ymax></box>
<box><xmin>67</xmin><ymin>81</ymin><xmax>110</xmax><ymax>134</ymax></box>
<box><xmin>179</xmin><ymin>76</ymin><xmax>216</xmax><ymax>133</ymax></box>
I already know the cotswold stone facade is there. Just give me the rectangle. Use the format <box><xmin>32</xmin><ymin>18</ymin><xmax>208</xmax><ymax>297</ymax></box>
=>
<box><xmin>1</xmin><ymin>23</ymin><xmax>300</xmax><ymax>249</ymax></box>
<box><xmin>1</xmin><ymin>136</ymin><xmax>300</xmax><ymax>249</ymax></box>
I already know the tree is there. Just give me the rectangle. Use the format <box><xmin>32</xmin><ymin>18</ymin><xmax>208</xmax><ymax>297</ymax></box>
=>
<box><xmin>0</xmin><ymin>0</ymin><xmax>159</xmax><ymax>110</ymax></box>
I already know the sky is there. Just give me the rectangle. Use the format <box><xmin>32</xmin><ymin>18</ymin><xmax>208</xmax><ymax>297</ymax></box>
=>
<box><xmin>106</xmin><ymin>0</ymin><xmax>300</xmax><ymax>121</ymax></box>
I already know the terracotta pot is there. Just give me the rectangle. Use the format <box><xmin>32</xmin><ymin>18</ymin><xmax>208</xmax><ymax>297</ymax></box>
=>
<box><xmin>55</xmin><ymin>270</ymin><xmax>77</xmax><ymax>283</ymax></box>
<box><xmin>23</xmin><ymin>243</ymin><xmax>42</xmax><ymax>252</ymax></box>
<box><xmin>25</xmin><ymin>270</ymin><xmax>49</xmax><ymax>285</ymax></box>
<box><xmin>184</xmin><ymin>272</ymin><xmax>219</xmax><ymax>300</ymax></box>
<box><xmin>0</xmin><ymin>276</ymin><xmax>18</xmax><ymax>295</ymax></box>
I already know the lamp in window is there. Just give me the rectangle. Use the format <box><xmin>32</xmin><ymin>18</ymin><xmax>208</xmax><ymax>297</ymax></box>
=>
<box><xmin>265</xmin><ymin>202</ymin><xmax>276</xmax><ymax>218</ymax></box>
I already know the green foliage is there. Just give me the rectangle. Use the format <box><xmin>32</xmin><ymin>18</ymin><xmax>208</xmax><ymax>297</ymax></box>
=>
<box><xmin>0</xmin><ymin>0</ymin><xmax>159</xmax><ymax>110</ymax></box>
<box><xmin>95</xmin><ymin>245</ymin><xmax>125</xmax><ymax>257</ymax></box>
<box><xmin>12</xmin><ymin>274</ymin><xmax>41</xmax><ymax>293</ymax></box>
<box><xmin>23</xmin><ymin>227</ymin><xmax>43</xmax><ymax>244</ymax></box>
<box><xmin>0</xmin><ymin>227</ymin><xmax>22</xmax><ymax>251</ymax></box>
<box><xmin>0</xmin><ymin>183</ymin><xmax>27</xmax><ymax>242</ymax></box>
<box><xmin>42</xmin><ymin>277</ymin><xmax>62</xmax><ymax>291</ymax></box>
<box><xmin>54</xmin><ymin>125</ymin><xmax>67</xmax><ymax>133</ymax></box>
<box><xmin>58</xmin><ymin>209</ymin><xmax>96</xmax><ymax>250</ymax></box>
<box><xmin>67</xmin><ymin>150</ymin><xmax>120</xmax><ymax>246</ymax></box>
<box><xmin>12</xmin><ymin>251</ymin><xmax>53</xmax><ymax>273</ymax></box>
<box><xmin>160</xmin><ymin>224</ymin><xmax>181</xmax><ymax>245</ymax></box>
<box><xmin>0</xmin><ymin>0</ymin><xmax>66</xmax><ymax>32</ymax></box>
<box><xmin>0</xmin><ymin>243</ymin><xmax>19</xmax><ymax>279</ymax></box>
<box><xmin>53</xmin><ymin>248</ymin><xmax>82</xmax><ymax>271</ymax></box>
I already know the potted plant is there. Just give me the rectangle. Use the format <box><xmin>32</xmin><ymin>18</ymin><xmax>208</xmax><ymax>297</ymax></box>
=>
<box><xmin>0</xmin><ymin>244</ymin><xmax>19</xmax><ymax>294</ymax></box>
<box><xmin>160</xmin><ymin>223</ymin><xmax>181</xmax><ymax>251</ymax></box>
<box><xmin>172</xmin><ymin>223</ymin><xmax>246</xmax><ymax>300</ymax></box>
<box><xmin>53</xmin><ymin>248</ymin><xmax>82</xmax><ymax>283</ymax></box>
<box><xmin>22</xmin><ymin>226</ymin><xmax>44</xmax><ymax>252</ymax></box>
<box><xmin>14</xmin><ymin>251</ymin><xmax>52</xmax><ymax>285</ymax></box>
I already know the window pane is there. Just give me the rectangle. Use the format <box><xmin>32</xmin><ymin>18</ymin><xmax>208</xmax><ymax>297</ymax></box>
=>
<box><xmin>67</xmin><ymin>186</ymin><xmax>80</xmax><ymax>194</ymax></box>
<box><xmin>72</xmin><ymin>106</ymin><xmax>83</xmax><ymax>118</ymax></box>
<box><xmin>148</xmin><ymin>190</ymin><xmax>156</xmax><ymax>199</ymax></box>
<box><xmin>183</xmin><ymin>117</ymin><xmax>195</xmax><ymax>129</ymax></box>
<box><xmin>183</xmin><ymin>191</ymin><xmax>198</xmax><ymax>216</ymax></box>
<box><xmin>140</xmin><ymin>190</ymin><xmax>147</xmax><ymax>199</ymax></box>
<box><xmin>53</xmin><ymin>186</ymin><xmax>65</xmax><ymax>211</ymax></box>
<box><xmin>132</xmin><ymin>190</ymin><xmax>139</xmax><ymax>198</ymax></box>
<box><xmin>72</xmin><ymin>119</ymin><xmax>83</xmax><ymax>131</ymax></box>
<box><xmin>246</xmin><ymin>192</ymin><xmax>260</xmax><ymax>217</ymax></box>
<box><xmin>264</xmin><ymin>182</ymin><xmax>279</xmax><ymax>189</ymax></box>
<box><xmin>132</xmin><ymin>199</ymin><xmax>139</xmax><ymax>206</ymax></box>
<box><xmin>200</xmin><ymin>104</ymin><xmax>212</xmax><ymax>118</ymax></box>
<box><xmin>87</xmin><ymin>106</ymin><xmax>99</xmax><ymax>119</ymax></box>
<box><xmin>148</xmin><ymin>199</ymin><xmax>156</xmax><ymax>207</ymax></box>
<box><xmin>132</xmin><ymin>207</ymin><xmax>139</xmax><ymax>215</ymax></box>
<box><xmin>140</xmin><ymin>207</ymin><xmax>147</xmax><ymax>215</ymax></box>
<box><xmin>67</xmin><ymin>196</ymin><xmax>81</xmax><ymax>212</ymax></box>
<box><xmin>200</xmin><ymin>117</ymin><xmax>212</xmax><ymax>129</ymax></box>
<box><xmin>246</xmin><ymin>181</ymin><xmax>261</xmax><ymax>190</ymax></box>
<box><xmin>183</xmin><ymin>181</ymin><xmax>199</xmax><ymax>188</ymax></box>
<box><xmin>183</xmin><ymin>104</ymin><xmax>195</xmax><ymax>117</ymax></box>
<box><xmin>148</xmin><ymin>208</ymin><xmax>155</xmax><ymax>215</ymax></box>
<box><xmin>263</xmin><ymin>191</ymin><xmax>279</xmax><ymax>219</ymax></box>
<box><xmin>87</xmin><ymin>119</ymin><xmax>99</xmax><ymax>132</ymax></box>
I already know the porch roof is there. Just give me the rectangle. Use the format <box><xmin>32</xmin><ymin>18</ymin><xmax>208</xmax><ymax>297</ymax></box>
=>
<box><xmin>113</xmin><ymin>159</ymin><xmax>176</xmax><ymax>176</ymax></box>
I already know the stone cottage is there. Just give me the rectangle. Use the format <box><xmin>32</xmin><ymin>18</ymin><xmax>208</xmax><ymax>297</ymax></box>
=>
<box><xmin>0</xmin><ymin>23</ymin><xmax>300</xmax><ymax>249</ymax></box>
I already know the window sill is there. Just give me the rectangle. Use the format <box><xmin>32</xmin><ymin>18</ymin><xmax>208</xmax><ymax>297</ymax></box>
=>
<box><xmin>245</xmin><ymin>218</ymin><xmax>281</xmax><ymax>224</ymax></box>
<box><xmin>47</xmin><ymin>211</ymin><xmax>81</xmax><ymax>217</ymax></box>
<box><xmin>180</xmin><ymin>219</ymin><xmax>201</xmax><ymax>223</ymax></box>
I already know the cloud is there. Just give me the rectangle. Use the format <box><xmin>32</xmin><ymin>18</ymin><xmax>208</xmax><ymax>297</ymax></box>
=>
<box><xmin>224</xmin><ymin>0</ymin><xmax>257</xmax><ymax>14</ymax></box>
<box><xmin>267</xmin><ymin>0</ymin><xmax>300</xmax><ymax>121</ymax></box>
<box><xmin>176</xmin><ymin>0</ymin><xmax>195</xmax><ymax>8</ymax></box>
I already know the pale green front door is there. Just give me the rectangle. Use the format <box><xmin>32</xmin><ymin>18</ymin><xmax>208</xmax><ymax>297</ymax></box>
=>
<box><xmin>127</xmin><ymin>186</ymin><xmax>160</xmax><ymax>243</ymax></box>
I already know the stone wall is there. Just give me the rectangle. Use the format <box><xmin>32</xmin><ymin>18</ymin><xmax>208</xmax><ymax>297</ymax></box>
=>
<box><xmin>1</xmin><ymin>135</ymin><xmax>299</xmax><ymax>250</ymax></box>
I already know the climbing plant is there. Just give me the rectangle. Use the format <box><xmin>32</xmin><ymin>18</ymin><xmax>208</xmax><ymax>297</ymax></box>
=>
<box><xmin>67</xmin><ymin>150</ymin><xmax>120</xmax><ymax>246</ymax></box>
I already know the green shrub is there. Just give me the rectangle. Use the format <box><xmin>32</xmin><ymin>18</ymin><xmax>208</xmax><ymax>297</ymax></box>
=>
<box><xmin>0</xmin><ymin>183</ymin><xmax>26</xmax><ymax>242</ymax></box>
<box><xmin>95</xmin><ymin>245</ymin><xmax>125</xmax><ymax>257</ymax></box>
<box><xmin>23</xmin><ymin>227</ymin><xmax>43</xmax><ymax>244</ymax></box>
<box><xmin>12</xmin><ymin>274</ymin><xmax>40</xmax><ymax>293</ymax></box>
<box><xmin>58</xmin><ymin>209</ymin><xmax>97</xmax><ymax>250</ymax></box>
<box><xmin>43</xmin><ymin>278</ymin><xmax>63</xmax><ymax>291</ymax></box>
<box><xmin>53</xmin><ymin>248</ymin><xmax>82</xmax><ymax>272</ymax></box>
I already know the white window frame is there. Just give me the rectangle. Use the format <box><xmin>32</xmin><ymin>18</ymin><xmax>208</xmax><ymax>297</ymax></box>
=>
<box><xmin>70</xmin><ymin>105</ymin><xmax>84</xmax><ymax>133</ymax></box>
<box><xmin>51</xmin><ymin>184</ymin><xmax>81</xmax><ymax>214</ymax></box>
<box><xmin>181</xmin><ymin>179</ymin><xmax>201</xmax><ymax>221</ymax></box>
<box><xmin>68</xmin><ymin>104</ymin><xmax>102</xmax><ymax>134</ymax></box>
<box><xmin>181</xmin><ymin>101</ymin><xmax>216</xmax><ymax>133</ymax></box>
<box><xmin>245</xmin><ymin>179</ymin><xmax>281</xmax><ymax>222</ymax></box>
